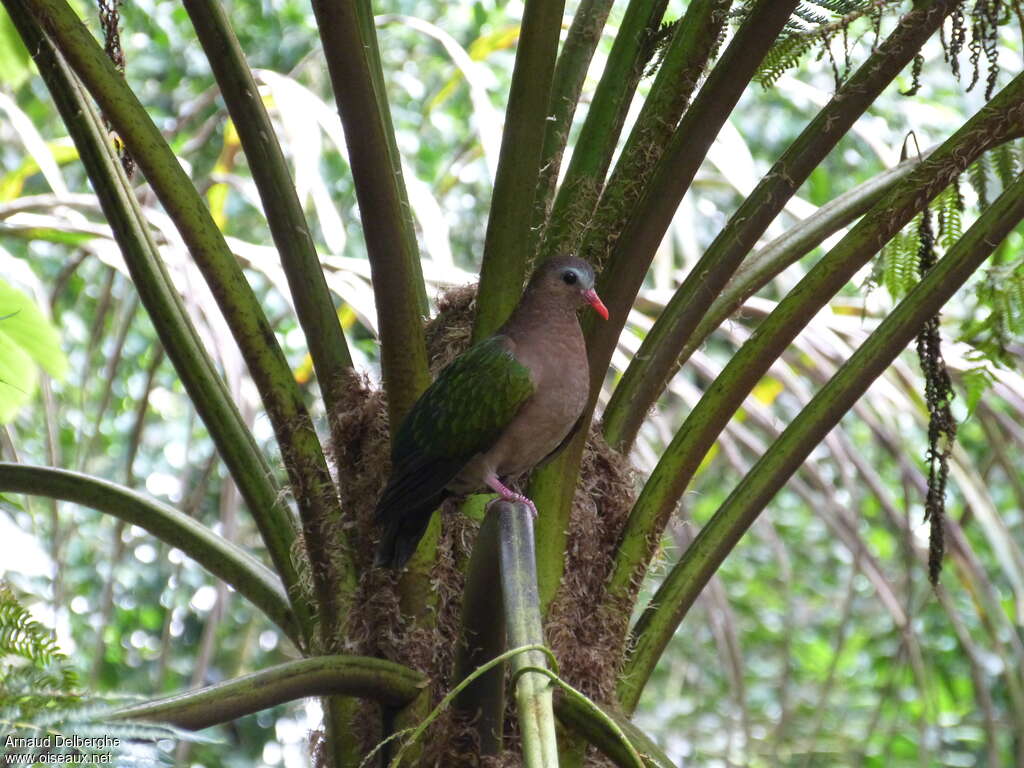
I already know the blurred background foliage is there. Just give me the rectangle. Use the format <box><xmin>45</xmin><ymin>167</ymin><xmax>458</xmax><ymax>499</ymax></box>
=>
<box><xmin>0</xmin><ymin>0</ymin><xmax>1022</xmax><ymax>766</ymax></box>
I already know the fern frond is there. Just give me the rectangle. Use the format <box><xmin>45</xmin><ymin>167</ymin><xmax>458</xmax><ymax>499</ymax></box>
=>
<box><xmin>881</xmin><ymin>213</ymin><xmax>922</xmax><ymax>299</ymax></box>
<box><xmin>934</xmin><ymin>181</ymin><xmax>964</xmax><ymax>249</ymax></box>
<box><xmin>754</xmin><ymin>0</ymin><xmax>905</xmax><ymax>89</ymax></box>
<box><xmin>991</xmin><ymin>140</ymin><xmax>1019</xmax><ymax>190</ymax></box>
<box><xmin>967</xmin><ymin>154</ymin><xmax>990</xmax><ymax>208</ymax></box>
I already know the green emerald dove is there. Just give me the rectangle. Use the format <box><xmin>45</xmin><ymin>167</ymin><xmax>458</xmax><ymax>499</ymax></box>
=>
<box><xmin>374</xmin><ymin>256</ymin><xmax>608</xmax><ymax>568</ymax></box>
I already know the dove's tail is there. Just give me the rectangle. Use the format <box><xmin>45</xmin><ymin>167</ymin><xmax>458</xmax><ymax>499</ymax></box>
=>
<box><xmin>373</xmin><ymin>493</ymin><xmax>449</xmax><ymax>568</ymax></box>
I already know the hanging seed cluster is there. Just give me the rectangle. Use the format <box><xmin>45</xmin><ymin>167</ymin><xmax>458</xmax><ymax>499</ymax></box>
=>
<box><xmin>942</xmin><ymin>0</ymin><xmax>1009</xmax><ymax>100</ymax></box>
<box><xmin>750</xmin><ymin>0</ymin><xmax>1019</xmax><ymax>98</ymax></box>
<box><xmin>913</xmin><ymin>211</ymin><xmax>957</xmax><ymax>586</ymax></box>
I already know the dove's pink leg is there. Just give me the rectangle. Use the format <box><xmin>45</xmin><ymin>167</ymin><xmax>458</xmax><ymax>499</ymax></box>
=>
<box><xmin>484</xmin><ymin>475</ymin><xmax>538</xmax><ymax>520</ymax></box>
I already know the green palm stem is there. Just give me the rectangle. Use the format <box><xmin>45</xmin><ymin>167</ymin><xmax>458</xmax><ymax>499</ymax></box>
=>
<box><xmin>0</xmin><ymin>464</ymin><xmax>300</xmax><ymax>645</ymax></box>
<box><xmin>619</xmin><ymin>164</ymin><xmax>1024</xmax><ymax>712</ymax></box>
<box><xmin>529</xmin><ymin>0</ymin><xmax>796</xmax><ymax>612</ymax></box>
<box><xmin>536</xmin><ymin>0</ymin><xmax>674</xmax><ymax>263</ymax></box>
<box><xmin>113</xmin><ymin>655</ymin><xmax>426</xmax><ymax>729</ymax></box>
<box><xmin>531</xmin><ymin>0</ymin><xmax>619</xmax><ymax>254</ymax></box>
<box><xmin>499</xmin><ymin>501</ymin><xmax>560</xmax><ymax>766</ymax></box>
<box><xmin>600</xmin><ymin>0</ymin><xmax>955</xmax><ymax>452</ymax></box>
<box><xmin>472</xmin><ymin>0</ymin><xmax>568</xmax><ymax>342</ymax></box>
<box><xmin>311</xmin><ymin>0</ymin><xmax>430</xmax><ymax>430</ymax></box>
<box><xmin>182</xmin><ymin>0</ymin><xmax>354</xmax><ymax>425</ymax></box>
<box><xmin>637</xmin><ymin>153</ymin><xmax>925</xmax><ymax>404</ymax></box>
<box><xmin>555</xmin><ymin>0</ymin><xmax>731</xmax><ymax>267</ymax></box>
<box><xmin>454</xmin><ymin>506</ymin><xmax>507</xmax><ymax>754</ymax></box>
<box><xmin>26</xmin><ymin>0</ymin><xmax>346</xmax><ymax>642</ymax></box>
<box><xmin>604</xmin><ymin>74</ymin><xmax>1024</xmax><ymax>622</ymax></box>
<box><xmin>1</xmin><ymin>0</ymin><xmax>313</xmax><ymax>640</ymax></box>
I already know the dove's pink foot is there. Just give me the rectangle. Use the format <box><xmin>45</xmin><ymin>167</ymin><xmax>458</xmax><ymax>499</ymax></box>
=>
<box><xmin>484</xmin><ymin>476</ymin><xmax>538</xmax><ymax>520</ymax></box>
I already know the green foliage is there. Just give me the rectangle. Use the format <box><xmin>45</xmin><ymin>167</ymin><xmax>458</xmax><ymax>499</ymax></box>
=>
<box><xmin>879</xmin><ymin>212</ymin><xmax>921</xmax><ymax>299</ymax></box>
<box><xmin>967</xmin><ymin>152</ymin><xmax>990</xmax><ymax>208</ymax></box>
<box><xmin>0</xmin><ymin>581</ymin><xmax>79</xmax><ymax>714</ymax></box>
<box><xmin>959</xmin><ymin>255</ymin><xmax>1024</xmax><ymax>362</ymax></box>
<box><xmin>959</xmin><ymin>364</ymin><xmax>996</xmax><ymax>414</ymax></box>
<box><xmin>0</xmin><ymin>277</ymin><xmax>68</xmax><ymax>423</ymax></box>
<box><xmin>0</xmin><ymin>582</ymin><xmax>207</xmax><ymax>765</ymax></box>
<box><xmin>0</xmin><ymin>7</ymin><xmax>30</xmax><ymax>88</ymax></box>
<box><xmin>935</xmin><ymin>180</ymin><xmax>964</xmax><ymax>249</ymax></box>
<box><xmin>754</xmin><ymin>0</ymin><xmax>880</xmax><ymax>89</ymax></box>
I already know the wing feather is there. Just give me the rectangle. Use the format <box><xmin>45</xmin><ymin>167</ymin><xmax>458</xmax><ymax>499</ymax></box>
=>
<box><xmin>374</xmin><ymin>335</ymin><xmax>534</xmax><ymax>524</ymax></box>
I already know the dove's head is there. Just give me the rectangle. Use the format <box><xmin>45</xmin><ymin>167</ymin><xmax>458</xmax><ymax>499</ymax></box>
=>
<box><xmin>528</xmin><ymin>256</ymin><xmax>608</xmax><ymax>320</ymax></box>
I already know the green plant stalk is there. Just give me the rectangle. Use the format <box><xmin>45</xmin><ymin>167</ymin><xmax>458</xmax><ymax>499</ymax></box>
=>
<box><xmin>453</xmin><ymin>506</ymin><xmax>507</xmax><ymax>753</ymax></box>
<box><xmin>498</xmin><ymin>501</ymin><xmax>560</xmax><ymax>766</ymax></box>
<box><xmin>0</xmin><ymin>463</ymin><xmax>299</xmax><ymax>644</ymax></box>
<box><xmin>182</xmin><ymin>0</ymin><xmax>354</xmax><ymax>420</ymax></box>
<box><xmin>531</xmin><ymin>0</ymin><xmax>619</xmax><ymax>253</ymax></box>
<box><xmin>619</xmin><ymin>165</ymin><xmax>1024</xmax><ymax>713</ymax></box>
<box><xmin>1</xmin><ymin>0</ymin><xmax>313</xmax><ymax>640</ymax></box>
<box><xmin>113</xmin><ymin>655</ymin><xmax>425</xmax><ymax>729</ymax></box>
<box><xmin>537</xmin><ymin>0</ymin><xmax>671</xmax><ymax>263</ymax></box>
<box><xmin>555</xmin><ymin>696</ymin><xmax>676</xmax><ymax>768</ymax></box>
<box><xmin>699</xmin><ymin>154</ymin><xmax>925</xmax><ymax>349</ymax></box>
<box><xmin>310</xmin><ymin>5</ymin><xmax>438</xmax><ymax>758</ymax></box>
<box><xmin>529</xmin><ymin>0</ymin><xmax>791</xmax><ymax>608</ymax></box>
<box><xmin>26</xmin><ymin>0</ymin><xmax>345</xmax><ymax>641</ymax></box>
<box><xmin>601</xmin><ymin>0</ymin><xmax>954</xmax><ymax>451</ymax></box>
<box><xmin>565</xmin><ymin>0</ymin><xmax>731</xmax><ymax>268</ymax></box>
<box><xmin>585</xmin><ymin>0</ymin><xmax>796</xmax><ymax>375</ymax></box>
<box><xmin>311</xmin><ymin>0</ymin><xmax>430</xmax><ymax>430</ymax></box>
<box><xmin>472</xmin><ymin>0</ymin><xmax>569</xmax><ymax>342</ymax></box>
<box><xmin>604</xmin><ymin>74</ymin><xmax>1024</xmax><ymax>618</ymax></box>
<box><xmin>612</xmin><ymin>151</ymin><xmax>924</xmax><ymax>438</ymax></box>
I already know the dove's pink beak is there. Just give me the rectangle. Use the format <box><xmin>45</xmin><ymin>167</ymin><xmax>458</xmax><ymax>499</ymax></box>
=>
<box><xmin>584</xmin><ymin>288</ymin><xmax>609</xmax><ymax>320</ymax></box>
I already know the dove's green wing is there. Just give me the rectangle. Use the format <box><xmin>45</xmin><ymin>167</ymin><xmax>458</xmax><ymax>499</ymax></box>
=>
<box><xmin>374</xmin><ymin>335</ymin><xmax>535</xmax><ymax>566</ymax></box>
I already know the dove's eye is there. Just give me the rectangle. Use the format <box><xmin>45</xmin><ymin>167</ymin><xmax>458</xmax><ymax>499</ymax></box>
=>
<box><xmin>562</xmin><ymin>271</ymin><xmax>578</xmax><ymax>285</ymax></box>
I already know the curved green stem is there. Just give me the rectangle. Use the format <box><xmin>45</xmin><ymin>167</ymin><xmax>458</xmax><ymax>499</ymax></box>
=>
<box><xmin>555</xmin><ymin>695</ymin><xmax>677</xmax><ymax>768</ymax></box>
<box><xmin>0</xmin><ymin>463</ymin><xmax>300</xmax><ymax>644</ymax></box>
<box><xmin>605</xmin><ymin>72</ymin><xmax>1024</xmax><ymax>621</ymax></box>
<box><xmin>611</xmin><ymin>151</ymin><xmax>922</xmax><ymax>446</ymax></box>
<box><xmin>620</xmin><ymin>162</ymin><xmax>1024</xmax><ymax>712</ymax></box>
<box><xmin>472</xmin><ymin>0</ymin><xmax>568</xmax><ymax>341</ymax></box>
<box><xmin>601</xmin><ymin>0</ymin><xmax>954</xmax><ymax>451</ymax></box>
<box><xmin>114</xmin><ymin>655</ymin><xmax>425</xmax><ymax>730</ymax></box>
<box><xmin>386</xmin><ymin>644</ymin><xmax>557</xmax><ymax>768</ymax></box>
<box><xmin>27</xmin><ymin>0</ymin><xmax>345</xmax><ymax>640</ymax></box>
<box><xmin>514</xmin><ymin>667</ymin><xmax>644</xmax><ymax>768</ymax></box>
<box><xmin>1</xmin><ymin>0</ymin><xmax>312</xmax><ymax>639</ymax></box>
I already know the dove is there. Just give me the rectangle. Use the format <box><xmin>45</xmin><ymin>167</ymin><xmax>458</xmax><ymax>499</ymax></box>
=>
<box><xmin>374</xmin><ymin>256</ymin><xmax>607</xmax><ymax>568</ymax></box>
